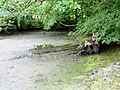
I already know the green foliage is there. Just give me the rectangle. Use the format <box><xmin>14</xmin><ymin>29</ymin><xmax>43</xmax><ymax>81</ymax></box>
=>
<box><xmin>75</xmin><ymin>0</ymin><xmax>120</xmax><ymax>44</ymax></box>
<box><xmin>40</xmin><ymin>0</ymin><xmax>120</xmax><ymax>44</ymax></box>
<box><xmin>0</xmin><ymin>0</ymin><xmax>43</xmax><ymax>30</ymax></box>
<box><xmin>76</xmin><ymin>10</ymin><xmax>120</xmax><ymax>44</ymax></box>
<box><xmin>41</xmin><ymin>0</ymin><xmax>80</xmax><ymax>30</ymax></box>
<box><xmin>0</xmin><ymin>0</ymin><xmax>120</xmax><ymax>44</ymax></box>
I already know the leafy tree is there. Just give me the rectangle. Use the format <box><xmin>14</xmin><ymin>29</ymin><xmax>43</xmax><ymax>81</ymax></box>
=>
<box><xmin>0</xmin><ymin>0</ymin><xmax>120</xmax><ymax>44</ymax></box>
<box><xmin>75</xmin><ymin>0</ymin><xmax>120</xmax><ymax>44</ymax></box>
<box><xmin>39</xmin><ymin>0</ymin><xmax>80</xmax><ymax>30</ymax></box>
<box><xmin>0</xmin><ymin>0</ymin><xmax>43</xmax><ymax>30</ymax></box>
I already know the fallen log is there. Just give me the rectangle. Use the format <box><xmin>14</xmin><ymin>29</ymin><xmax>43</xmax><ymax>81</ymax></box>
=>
<box><xmin>30</xmin><ymin>44</ymin><xmax>79</xmax><ymax>54</ymax></box>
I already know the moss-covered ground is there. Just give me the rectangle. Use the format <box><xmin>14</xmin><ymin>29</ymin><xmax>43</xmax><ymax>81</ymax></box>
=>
<box><xmin>43</xmin><ymin>43</ymin><xmax>120</xmax><ymax>90</ymax></box>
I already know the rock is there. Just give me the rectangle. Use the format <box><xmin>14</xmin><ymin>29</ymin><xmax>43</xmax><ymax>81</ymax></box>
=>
<box><xmin>116</xmin><ymin>62</ymin><xmax>120</xmax><ymax>65</ymax></box>
<box><xmin>77</xmin><ymin>34</ymin><xmax>100</xmax><ymax>56</ymax></box>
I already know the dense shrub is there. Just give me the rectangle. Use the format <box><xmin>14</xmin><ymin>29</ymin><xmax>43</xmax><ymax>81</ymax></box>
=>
<box><xmin>0</xmin><ymin>0</ymin><xmax>120</xmax><ymax>44</ymax></box>
<box><xmin>75</xmin><ymin>0</ymin><xmax>120</xmax><ymax>44</ymax></box>
<box><xmin>0</xmin><ymin>0</ymin><xmax>43</xmax><ymax>30</ymax></box>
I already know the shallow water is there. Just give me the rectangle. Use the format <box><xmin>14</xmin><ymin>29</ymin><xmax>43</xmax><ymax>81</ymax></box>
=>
<box><xmin>0</xmin><ymin>31</ymin><xmax>77</xmax><ymax>90</ymax></box>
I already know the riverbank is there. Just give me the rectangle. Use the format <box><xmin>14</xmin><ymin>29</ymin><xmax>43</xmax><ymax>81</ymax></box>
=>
<box><xmin>0</xmin><ymin>31</ymin><xmax>78</xmax><ymax>90</ymax></box>
<box><xmin>0</xmin><ymin>31</ymin><xmax>120</xmax><ymax>90</ymax></box>
<box><xmin>47</xmin><ymin>43</ymin><xmax>120</xmax><ymax>90</ymax></box>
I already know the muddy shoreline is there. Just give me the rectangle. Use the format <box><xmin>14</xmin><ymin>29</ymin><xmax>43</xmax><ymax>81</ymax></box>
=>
<box><xmin>0</xmin><ymin>31</ymin><xmax>120</xmax><ymax>90</ymax></box>
<box><xmin>0</xmin><ymin>31</ymin><xmax>78</xmax><ymax>90</ymax></box>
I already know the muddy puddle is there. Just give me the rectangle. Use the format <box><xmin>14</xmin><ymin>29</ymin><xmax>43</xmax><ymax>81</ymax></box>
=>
<box><xmin>0</xmin><ymin>31</ymin><xmax>78</xmax><ymax>90</ymax></box>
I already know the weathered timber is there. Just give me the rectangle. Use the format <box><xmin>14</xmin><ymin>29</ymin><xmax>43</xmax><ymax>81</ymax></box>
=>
<box><xmin>30</xmin><ymin>44</ymin><xmax>79</xmax><ymax>54</ymax></box>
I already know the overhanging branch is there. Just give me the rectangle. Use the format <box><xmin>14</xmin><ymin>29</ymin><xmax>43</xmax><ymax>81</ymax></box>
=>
<box><xmin>59</xmin><ymin>22</ymin><xmax>77</xmax><ymax>27</ymax></box>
